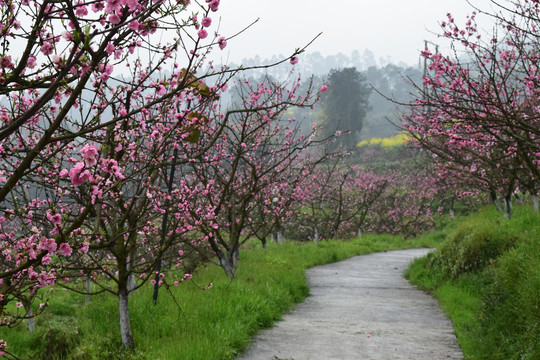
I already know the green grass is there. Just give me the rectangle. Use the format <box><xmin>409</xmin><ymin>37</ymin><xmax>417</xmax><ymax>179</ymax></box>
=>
<box><xmin>1</xmin><ymin>234</ymin><xmax>440</xmax><ymax>360</ymax></box>
<box><xmin>405</xmin><ymin>205</ymin><xmax>540</xmax><ymax>360</ymax></box>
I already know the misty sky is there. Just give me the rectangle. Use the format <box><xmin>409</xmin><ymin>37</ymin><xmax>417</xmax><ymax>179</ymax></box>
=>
<box><xmin>214</xmin><ymin>0</ymin><xmax>496</xmax><ymax>66</ymax></box>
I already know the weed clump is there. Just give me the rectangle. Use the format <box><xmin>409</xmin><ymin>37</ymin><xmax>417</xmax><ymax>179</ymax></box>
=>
<box><xmin>31</xmin><ymin>318</ymin><xmax>81</xmax><ymax>360</ymax></box>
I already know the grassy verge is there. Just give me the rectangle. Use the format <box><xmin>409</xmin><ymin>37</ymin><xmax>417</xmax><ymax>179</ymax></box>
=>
<box><xmin>405</xmin><ymin>205</ymin><xmax>540</xmax><ymax>360</ymax></box>
<box><xmin>1</xmin><ymin>234</ymin><xmax>439</xmax><ymax>360</ymax></box>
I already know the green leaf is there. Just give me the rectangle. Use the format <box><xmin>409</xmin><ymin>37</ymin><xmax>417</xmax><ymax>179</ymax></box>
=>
<box><xmin>184</xmin><ymin>129</ymin><xmax>201</xmax><ymax>143</ymax></box>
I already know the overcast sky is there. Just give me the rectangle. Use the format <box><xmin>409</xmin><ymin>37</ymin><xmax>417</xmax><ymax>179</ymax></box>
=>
<box><xmin>212</xmin><ymin>0</ymin><xmax>496</xmax><ymax>66</ymax></box>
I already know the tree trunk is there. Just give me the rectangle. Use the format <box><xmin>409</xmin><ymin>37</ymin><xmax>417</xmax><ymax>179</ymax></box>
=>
<box><xmin>219</xmin><ymin>254</ymin><xmax>236</xmax><ymax>280</ymax></box>
<box><xmin>492</xmin><ymin>199</ymin><xmax>502</xmax><ymax>212</ymax></box>
<box><xmin>26</xmin><ymin>306</ymin><xmax>35</xmax><ymax>334</ymax></box>
<box><xmin>118</xmin><ymin>290</ymin><xmax>135</xmax><ymax>348</ymax></box>
<box><xmin>449</xmin><ymin>209</ymin><xmax>455</xmax><ymax>219</ymax></box>
<box><xmin>127</xmin><ymin>275</ymin><xmax>137</xmax><ymax>293</ymax></box>
<box><xmin>85</xmin><ymin>277</ymin><xmax>91</xmax><ymax>305</ymax></box>
<box><xmin>533</xmin><ymin>193</ymin><xmax>539</xmax><ymax>212</ymax></box>
<box><xmin>127</xmin><ymin>255</ymin><xmax>137</xmax><ymax>293</ymax></box>
<box><xmin>314</xmin><ymin>228</ymin><xmax>319</xmax><ymax>246</ymax></box>
<box><xmin>277</xmin><ymin>230</ymin><xmax>285</xmax><ymax>244</ymax></box>
<box><xmin>491</xmin><ymin>192</ymin><xmax>503</xmax><ymax>213</ymax></box>
<box><xmin>216</xmin><ymin>246</ymin><xmax>238</xmax><ymax>280</ymax></box>
<box><xmin>357</xmin><ymin>227</ymin><xmax>362</xmax><ymax>238</ymax></box>
<box><xmin>261</xmin><ymin>236</ymin><xmax>267</xmax><ymax>250</ymax></box>
<box><xmin>503</xmin><ymin>196</ymin><xmax>512</xmax><ymax>219</ymax></box>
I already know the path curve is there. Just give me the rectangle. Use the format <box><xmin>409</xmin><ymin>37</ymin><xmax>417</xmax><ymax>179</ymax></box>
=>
<box><xmin>237</xmin><ymin>249</ymin><xmax>463</xmax><ymax>360</ymax></box>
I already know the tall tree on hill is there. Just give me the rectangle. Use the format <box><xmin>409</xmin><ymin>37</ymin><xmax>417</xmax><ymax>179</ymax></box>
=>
<box><xmin>321</xmin><ymin>67</ymin><xmax>371</xmax><ymax>149</ymax></box>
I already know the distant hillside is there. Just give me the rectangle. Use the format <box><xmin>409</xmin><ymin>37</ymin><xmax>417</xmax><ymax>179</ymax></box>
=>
<box><xmin>222</xmin><ymin>50</ymin><xmax>424</xmax><ymax>141</ymax></box>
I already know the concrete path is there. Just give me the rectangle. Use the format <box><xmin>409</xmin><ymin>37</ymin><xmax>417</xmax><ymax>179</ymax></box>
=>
<box><xmin>237</xmin><ymin>249</ymin><xmax>463</xmax><ymax>360</ymax></box>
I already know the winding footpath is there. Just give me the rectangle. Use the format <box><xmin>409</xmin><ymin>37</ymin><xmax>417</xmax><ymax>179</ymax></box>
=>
<box><xmin>237</xmin><ymin>249</ymin><xmax>463</xmax><ymax>360</ymax></box>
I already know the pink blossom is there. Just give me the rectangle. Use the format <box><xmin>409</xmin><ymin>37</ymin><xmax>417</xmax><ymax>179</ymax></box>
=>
<box><xmin>105</xmin><ymin>0</ymin><xmax>122</xmax><ymax>13</ymax></box>
<box><xmin>59</xmin><ymin>169</ymin><xmax>68</xmax><ymax>178</ymax></box>
<box><xmin>58</xmin><ymin>243</ymin><xmax>73</xmax><ymax>257</ymax></box>
<box><xmin>92</xmin><ymin>2</ymin><xmax>105</xmax><ymax>12</ymax></box>
<box><xmin>40</xmin><ymin>43</ymin><xmax>54</xmax><ymax>56</ymax></box>
<box><xmin>62</xmin><ymin>31</ymin><xmax>75</xmax><ymax>41</ymax></box>
<box><xmin>37</xmin><ymin>272</ymin><xmax>55</xmax><ymax>287</ymax></box>
<box><xmin>198</xmin><ymin>29</ymin><xmax>208</xmax><ymax>39</ymax></box>
<box><xmin>290</xmin><ymin>56</ymin><xmax>299</xmax><ymax>65</ymax></box>
<box><xmin>0</xmin><ymin>56</ymin><xmax>14</xmax><ymax>69</ymax></box>
<box><xmin>100</xmin><ymin>159</ymin><xmax>125</xmax><ymax>179</ymax></box>
<box><xmin>75</xmin><ymin>3</ymin><xmax>88</xmax><ymax>16</ymax></box>
<box><xmin>104</xmin><ymin>64</ymin><xmax>114</xmax><ymax>75</ymax></box>
<box><xmin>27</xmin><ymin>56</ymin><xmax>37</xmax><ymax>69</ymax></box>
<box><xmin>156</xmin><ymin>84</ymin><xmax>166</xmax><ymax>95</ymax></box>
<box><xmin>99</xmin><ymin>64</ymin><xmax>114</xmax><ymax>81</ymax></box>
<box><xmin>41</xmin><ymin>255</ymin><xmax>51</xmax><ymax>265</ymax></box>
<box><xmin>69</xmin><ymin>162</ymin><xmax>92</xmax><ymax>186</ymax></box>
<box><xmin>320</xmin><ymin>85</ymin><xmax>328</xmax><ymax>93</ymax></box>
<box><xmin>47</xmin><ymin>212</ymin><xmax>62</xmax><ymax>225</ymax></box>
<box><xmin>38</xmin><ymin>236</ymin><xmax>57</xmax><ymax>253</ymax></box>
<box><xmin>51</xmin><ymin>55</ymin><xmax>63</xmax><ymax>68</ymax></box>
<box><xmin>128</xmin><ymin>20</ymin><xmax>140</xmax><ymax>31</ymax></box>
<box><xmin>105</xmin><ymin>43</ymin><xmax>115</xmax><ymax>55</ymax></box>
<box><xmin>209</xmin><ymin>0</ymin><xmax>219</xmax><ymax>11</ymax></box>
<box><xmin>78</xmin><ymin>242</ymin><xmax>89</xmax><ymax>254</ymax></box>
<box><xmin>109</xmin><ymin>14</ymin><xmax>121</xmax><ymax>25</ymax></box>
<box><xmin>92</xmin><ymin>185</ymin><xmax>103</xmax><ymax>199</ymax></box>
<box><xmin>0</xmin><ymin>340</ymin><xmax>7</xmax><ymax>356</ymax></box>
<box><xmin>125</xmin><ymin>0</ymin><xmax>139</xmax><ymax>11</ymax></box>
<box><xmin>81</xmin><ymin>144</ymin><xmax>98</xmax><ymax>166</ymax></box>
<box><xmin>201</xmin><ymin>17</ymin><xmax>212</xmax><ymax>28</ymax></box>
<box><xmin>218</xmin><ymin>36</ymin><xmax>227</xmax><ymax>50</ymax></box>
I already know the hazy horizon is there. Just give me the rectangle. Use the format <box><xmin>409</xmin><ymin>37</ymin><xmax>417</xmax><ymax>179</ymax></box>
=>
<box><xmin>210</xmin><ymin>0</ymin><xmax>496</xmax><ymax>67</ymax></box>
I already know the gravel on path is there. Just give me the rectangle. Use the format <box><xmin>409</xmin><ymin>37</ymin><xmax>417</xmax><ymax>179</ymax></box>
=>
<box><xmin>236</xmin><ymin>248</ymin><xmax>463</xmax><ymax>360</ymax></box>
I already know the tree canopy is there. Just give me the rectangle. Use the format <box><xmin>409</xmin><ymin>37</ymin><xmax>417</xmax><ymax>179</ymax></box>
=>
<box><xmin>320</xmin><ymin>67</ymin><xmax>371</xmax><ymax>149</ymax></box>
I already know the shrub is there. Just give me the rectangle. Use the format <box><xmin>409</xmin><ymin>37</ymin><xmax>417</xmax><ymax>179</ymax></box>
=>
<box><xmin>424</xmin><ymin>209</ymin><xmax>519</xmax><ymax>278</ymax></box>
<box><xmin>407</xmin><ymin>205</ymin><xmax>540</xmax><ymax>360</ymax></box>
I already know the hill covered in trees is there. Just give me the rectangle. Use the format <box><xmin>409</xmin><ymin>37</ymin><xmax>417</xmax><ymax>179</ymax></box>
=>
<box><xmin>226</xmin><ymin>51</ymin><xmax>424</xmax><ymax>143</ymax></box>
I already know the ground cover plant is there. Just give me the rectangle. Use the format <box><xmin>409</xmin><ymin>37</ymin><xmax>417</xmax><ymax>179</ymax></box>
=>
<box><xmin>0</xmin><ymin>234</ymin><xmax>440</xmax><ymax>360</ymax></box>
<box><xmin>405</xmin><ymin>205</ymin><xmax>540</xmax><ymax>360</ymax></box>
